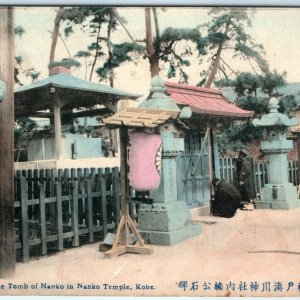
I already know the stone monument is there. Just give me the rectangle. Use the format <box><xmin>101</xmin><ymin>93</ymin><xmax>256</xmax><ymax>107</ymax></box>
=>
<box><xmin>137</xmin><ymin>76</ymin><xmax>201</xmax><ymax>245</ymax></box>
<box><xmin>253</xmin><ymin>97</ymin><xmax>300</xmax><ymax>209</ymax></box>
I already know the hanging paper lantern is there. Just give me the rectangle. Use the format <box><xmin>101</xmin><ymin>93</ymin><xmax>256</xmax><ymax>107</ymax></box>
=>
<box><xmin>128</xmin><ymin>131</ymin><xmax>162</xmax><ymax>191</ymax></box>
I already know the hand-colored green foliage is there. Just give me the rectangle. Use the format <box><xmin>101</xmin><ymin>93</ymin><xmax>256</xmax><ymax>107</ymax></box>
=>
<box><xmin>56</xmin><ymin>7</ymin><xmax>270</xmax><ymax>87</ymax></box>
<box><xmin>60</xmin><ymin>7</ymin><xmax>117</xmax><ymax>82</ymax></box>
<box><xmin>48</xmin><ymin>58</ymin><xmax>81</xmax><ymax>69</ymax></box>
<box><xmin>14</xmin><ymin>25</ymin><xmax>25</xmax><ymax>37</ymax></box>
<box><xmin>96</xmin><ymin>43</ymin><xmax>145</xmax><ymax>79</ymax></box>
<box><xmin>215</xmin><ymin>71</ymin><xmax>296</xmax><ymax>155</ymax></box>
<box><xmin>200</xmin><ymin>8</ymin><xmax>269</xmax><ymax>87</ymax></box>
<box><xmin>14</xmin><ymin>117</ymin><xmax>38</xmax><ymax>145</ymax></box>
<box><xmin>14</xmin><ymin>26</ymin><xmax>40</xmax><ymax>86</ymax></box>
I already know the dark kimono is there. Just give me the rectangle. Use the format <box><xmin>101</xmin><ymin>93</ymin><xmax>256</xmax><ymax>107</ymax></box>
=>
<box><xmin>212</xmin><ymin>180</ymin><xmax>241</xmax><ymax>218</ymax></box>
<box><xmin>236</xmin><ymin>157</ymin><xmax>255</xmax><ymax>201</ymax></box>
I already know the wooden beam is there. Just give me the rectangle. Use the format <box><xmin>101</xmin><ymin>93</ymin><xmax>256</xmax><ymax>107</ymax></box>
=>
<box><xmin>0</xmin><ymin>8</ymin><xmax>15</xmax><ymax>278</ymax></box>
<box><xmin>16</xmin><ymin>107</ymin><xmax>112</xmax><ymax>119</ymax></box>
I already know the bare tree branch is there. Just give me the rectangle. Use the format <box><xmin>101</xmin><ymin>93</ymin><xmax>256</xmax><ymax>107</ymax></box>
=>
<box><xmin>112</xmin><ymin>8</ymin><xmax>149</xmax><ymax>57</ymax></box>
<box><xmin>58</xmin><ymin>33</ymin><xmax>72</xmax><ymax>58</ymax></box>
<box><xmin>220</xmin><ymin>57</ymin><xmax>238</xmax><ymax>75</ymax></box>
<box><xmin>112</xmin><ymin>9</ymin><xmax>136</xmax><ymax>44</ymax></box>
<box><xmin>246</xmin><ymin>56</ymin><xmax>258</xmax><ymax>74</ymax></box>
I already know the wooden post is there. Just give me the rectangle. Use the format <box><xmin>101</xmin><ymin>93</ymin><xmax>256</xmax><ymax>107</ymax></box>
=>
<box><xmin>39</xmin><ymin>184</ymin><xmax>47</xmax><ymax>255</ymax></box>
<box><xmin>56</xmin><ymin>180</ymin><xmax>64</xmax><ymax>251</ymax></box>
<box><xmin>53</xmin><ymin>98</ymin><xmax>63</xmax><ymax>160</ymax></box>
<box><xmin>20</xmin><ymin>176</ymin><xmax>29</xmax><ymax>263</ymax></box>
<box><xmin>297</xmin><ymin>134</ymin><xmax>300</xmax><ymax>196</ymax></box>
<box><xmin>101</xmin><ymin>171</ymin><xmax>108</xmax><ymax>237</ymax></box>
<box><xmin>0</xmin><ymin>8</ymin><xmax>15</xmax><ymax>278</ymax></box>
<box><xmin>105</xmin><ymin>126</ymin><xmax>153</xmax><ymax>258</ymax></box>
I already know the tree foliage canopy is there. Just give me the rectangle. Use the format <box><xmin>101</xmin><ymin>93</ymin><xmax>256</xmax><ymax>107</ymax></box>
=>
<box><xmin>49</xmin><ymin>7</ymin><xmax>272</xmax><ymax>87</ymax></box>
<box><xmin>215</xmin><ymin>71</ymin><xmax>296</xmax><ymax>155</ymax></box>
<box><xmin>14</xmin><ymin>25</ymin><xmax>40</xmax><ymax>85</ymax></box>
<box><xmin>199</xmin><ymin>8</ymin><xmax>269</xmax><ymax>87</ymax></box>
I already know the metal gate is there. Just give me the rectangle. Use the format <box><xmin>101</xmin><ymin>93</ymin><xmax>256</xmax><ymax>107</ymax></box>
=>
<box><xmin>176</xmin><ymin>131</ymin><xmax>211</xmax><ymax>208</ymax></box>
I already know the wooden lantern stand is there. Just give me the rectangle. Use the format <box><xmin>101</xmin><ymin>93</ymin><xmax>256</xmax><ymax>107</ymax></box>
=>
<box><xmin>105</xmin><ymin>126</ymin><xmax>153</xmax><ymax>258</ymax></box>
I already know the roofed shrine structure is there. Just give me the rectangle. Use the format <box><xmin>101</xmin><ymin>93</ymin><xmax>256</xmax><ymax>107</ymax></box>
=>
<box><xmin>104</xmin><ymin>77</ymin><xmax>254</xmax><ymax>219</ymax></box>
<box><xmin>165</xmin><ymin>81</ymin><xmax>254</xmax><ymax>123</ymax></box>
<box><xmin>14</xmin><ymin>66</ymin><xmax>139</xmax><ymax>169</ymax></box>
<box><xmin>163</xmin><ymin>81</ymin><xmax>254</xmax><ymax>213</ymax></box>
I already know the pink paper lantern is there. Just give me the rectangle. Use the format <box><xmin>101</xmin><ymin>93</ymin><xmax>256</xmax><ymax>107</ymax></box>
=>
<box><xmin>128</xmin><ymin>131</ymin><xmax>162</xmax><ymax>191</ymax></box>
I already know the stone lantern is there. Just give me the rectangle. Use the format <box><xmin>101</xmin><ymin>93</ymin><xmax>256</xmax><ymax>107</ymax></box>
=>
<box><xmin>137</xmin><ymin>76</ymin><xmax>201</xmax><ymax>245</ymax></box>
<box><xmin>103</xmin><ymin>76</ymin><xmax>201</xmax><ymax>254</ymax></box>
<box><xmin>252</xmin><ymin>97</ymin><xmax>300</xmax><ymax>209</ymax></box>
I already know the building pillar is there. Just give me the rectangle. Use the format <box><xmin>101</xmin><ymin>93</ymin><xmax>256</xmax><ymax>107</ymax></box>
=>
<box><xmin>53</xmin><ymin>98</ymin><xmax>63</xmax><ymax>160</ymax></box>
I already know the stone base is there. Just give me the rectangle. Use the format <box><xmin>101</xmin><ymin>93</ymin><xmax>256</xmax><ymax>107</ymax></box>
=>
<box><xmin>138</xmin><ymin>201</ymin><xmax>201</xmax><ymax>245</ymax></box>
<box><xmin>257</xmin><ymin>184</ymin><xmax>300</xmax><ymax>210</ymax></box>
<box><xmin>138</xmin><ymin>201</ymin><xmax>191</xmax><ymax>232</ymax></box>
<box><xmin>139</xmin><ymin>223</ymin><xmax>201</xmax><ymax>246</ymax></box>
<box><xmin>191</xmin><ymin>205</ymin><xmax>210</xmax><ymax>218</ymax></box>
<box><xmin>256</xmin><ymin>199</ymin><xmax>300</xmax><ymax>210</ymax></box>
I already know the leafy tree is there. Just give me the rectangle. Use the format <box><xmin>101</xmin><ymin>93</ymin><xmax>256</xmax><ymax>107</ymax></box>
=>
<box><xmin>199</xmin><ymin>8</ymin><xmax>269</xmax><ymax>88</ymax></box>
<box><xmin>14</xmin><ymin>25</ymin><xmax>41</xmax><ymax>158</ymax></box>
<box><xmin>98</xmin><ymin>8</ymin><xmax>207</xmax><ymax>83</ymax></box>
<box><xmin>14</xmin><ymin>55</ymin><xmax>40</xmax><ymax>85</ymax></box>
<box><xmin>14</xmin><ymin>117</ymin><xmax>37</xmax><ymax>144</ymax></box>
<box><xmin>215</xmin><ymin>71</ymin><xmax>296</xmax><ymax>155</ymax></box>
<box><xmin>49</xmin><ymin>7</ymin><xmax>207</xmax><ymax>84</ymax></box>
<box><xmin>48</xmin><ymin>7</ymin><xmax>269</xmax><ymax>87</ymax></box>
<box><xmin>48</xmin><ymin>57</ymin><xmax>81</xmax><ymax>69</ymax></box>
<box><xmin>56</xmin><ymin>7</ymin><xmax>118</xmax><ymax>83</ymax></box>
<box><xmin>14</xmin><ymin>26</ymin><xmax>40</xmax><ymax>85</ymax></box>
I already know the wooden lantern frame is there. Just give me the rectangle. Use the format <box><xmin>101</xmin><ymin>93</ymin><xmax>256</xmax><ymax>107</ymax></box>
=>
<box><xmin>103</xmin><ymin>108</ymin><xmax>177</xmax><ymax>258</ymax></box>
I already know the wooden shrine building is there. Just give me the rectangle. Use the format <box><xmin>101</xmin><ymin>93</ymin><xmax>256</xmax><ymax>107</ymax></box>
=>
<box><xmin>14</xmin><ymin>66</ymin><xmax>139</xmax><ymax>169</ymax></box>
<box><xmin>164</xmin><ymin>82</ymin><xmax>254</xmax><ymax>211</ymax></box>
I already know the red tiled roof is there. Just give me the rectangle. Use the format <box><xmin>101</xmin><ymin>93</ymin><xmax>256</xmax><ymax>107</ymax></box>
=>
<box><xmin>165</xmin><ymin>81</ymin><xmax>254</xmax><ymax>118</ymax></box>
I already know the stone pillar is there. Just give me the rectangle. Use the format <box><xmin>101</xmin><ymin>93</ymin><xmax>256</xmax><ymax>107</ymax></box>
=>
<box><xmin>138</xmin><ymin>130</ymin><xmax>201</xmax><ymax>245</ymax></box>
<box><xmin>137</xmin><ymin>76</ymin><xmax>201</xmax><ymax>245</ymax></box>
<box><xmin>253</xmin><ymin>97</ymin><xmax>300</xmax><ymax>209</ymax></box>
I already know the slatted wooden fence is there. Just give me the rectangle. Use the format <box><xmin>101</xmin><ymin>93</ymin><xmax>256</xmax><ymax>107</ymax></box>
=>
<box><xmin>14</xmin><ymin>160</ymin><xmax>300</xmax><ymax>262</ymax></box>
<box><xmin>219</xmin><ymin>158</ymin><xmax>299</xmax><ymax>196</ymax></box>
<box><xmin>14</xmin><ymin>168</ymin><xmax>120</xmax><ymax>262</ymax></box>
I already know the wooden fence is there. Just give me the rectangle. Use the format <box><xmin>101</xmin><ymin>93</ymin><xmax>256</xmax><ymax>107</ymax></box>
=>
<box><xmin>14</xmin><ymin>168</ymin><xmax>120</xmax><ymax>262</ymax></box>
<box><xmin>219</xmin><ymin>158</ymin><xmax>299</xmax><ymax>196</ymax></box>
<box><xmin>14</xmin><ymin>159</ymin><xmax>299</xmax><ymax>262</ymax></box>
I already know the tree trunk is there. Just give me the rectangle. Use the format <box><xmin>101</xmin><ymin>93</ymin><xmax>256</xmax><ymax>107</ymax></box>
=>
<box><xmin>89</xmin><ymin>25</ymin><xmax>101</xmax><ymax>81</ymax></box>
<box><xmin>205</xmin><ymin>23</ymin><xmax>230</xmax><ymax>88</ymax></box>
<box><xmin>49</xmin><ymin>7</ymin><xmax>64</xmax><ymax>66</ymax></box>
<box><xmin>149</xmin><ymin>54</ymin><xmax>160</xmax><ymax>78</ymax></box>
<box><xmin>145</xmin><ymin>8</ymin><xmax>159</xmax><ymax>77</ymax></box>
<box><xmin>0</xmin><ymin>7</ymin><xmax>15</xmax><ymax>278</ymax></box>
<box><xmin>107</xmin><ymin>13</ymin><xmax>114</xmax><ymax>87</ymax></box>
<box><xmin>205</xmin><ymin>43</ymin><xmax>223</xmax><ymax>88</ymax></box>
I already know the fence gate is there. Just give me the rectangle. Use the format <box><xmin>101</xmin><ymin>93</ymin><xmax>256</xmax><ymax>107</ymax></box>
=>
<box><xmin>177</xmin><ymin>131</ymin><xmax>210</xmax><ymax>208</ymax></box>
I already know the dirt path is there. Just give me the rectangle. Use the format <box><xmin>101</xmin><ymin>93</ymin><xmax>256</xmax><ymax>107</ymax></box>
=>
<box><xmin>1</xmin><ymin>208</ymin><xmax>300</xmax><ymax>297</ymax></box>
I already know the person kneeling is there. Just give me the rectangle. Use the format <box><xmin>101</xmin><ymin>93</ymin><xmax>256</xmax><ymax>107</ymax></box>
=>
<box><xmin>211</xmin><ymin>178</ymin><xmax>242</xmax><ymax>218</ymax></box>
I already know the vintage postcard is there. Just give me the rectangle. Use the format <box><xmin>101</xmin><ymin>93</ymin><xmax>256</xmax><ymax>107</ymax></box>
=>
<box><xmin>0</xmin><ymin>4</ymin><xmax>300</xmax><ymax>298</ymax></box>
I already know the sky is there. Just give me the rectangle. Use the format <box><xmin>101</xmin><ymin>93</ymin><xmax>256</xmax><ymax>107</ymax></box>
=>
<box><xmin>13</xmin><ymin>6</ymin><xmax>300</xmax><ymax>98</ymax></box>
